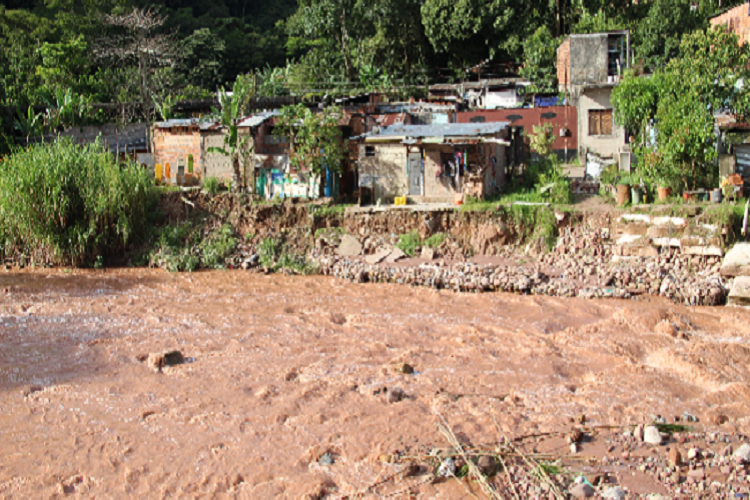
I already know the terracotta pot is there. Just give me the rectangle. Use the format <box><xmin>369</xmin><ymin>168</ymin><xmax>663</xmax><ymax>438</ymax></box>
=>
<box><xmin>617</xmin><ymin>184</ymin><xmax>631</xmax><ymax>206</ymax></box>
<box><xmin>657</xmin><ymin>186</ymin><xmax>671</xmax><ymax>201</ymax></box>
<box><xmin>683</xmin><ymin>192</ymin><xmax>696</xmax><ymax>202</ymax></box>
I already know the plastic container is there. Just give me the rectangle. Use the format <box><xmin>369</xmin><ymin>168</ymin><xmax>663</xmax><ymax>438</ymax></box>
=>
<box><xmin>710</xmin><ymin>188</ymin><xmax>722</xmax><ymax>203</ymax></box>
<box><xmin>631</xmin><ymin>187</ymin><xmax>642</xmax><ymax>205</ymax></box>
<box><xmin>617</xmin><ymin>184</ymin><xmax>631</xmax><ymax>206</ymax></box>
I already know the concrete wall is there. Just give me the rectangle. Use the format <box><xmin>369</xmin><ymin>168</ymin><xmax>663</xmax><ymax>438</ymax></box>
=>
<box><xmin>59</xmin><ymin>123</ymin><xmax>148</xmax><ymax>147</ymax></box>
<box><xmin>424</xmin><ymin>146</ymin><xmax>459</xmax><ymax>197</ymax></box>
<box><xmin>153</xmin><ymin>127</ymin><xmax>202</xmax><ymax>184</ymax></box>
<box><xmin>201</xmin><ymin>129</ymin><xmax>254</xmax><ymax>183</ymax></box>
<box><xmin>484</xmin><ymin>144</ymin><xmax>507</xmax><ymax>196</ymax></box>
<box><xmin>423</xmin><ymin>143</ymin><xmax>506</xmax><ymax>198</ymax></box>
<box><xmin>711</xmin><ymin>3</ymin><xmax>750</xmax><ymax>45</ymax></box>
<box><xmin>570</xmin><ymin>34</ymin><xmax>608</xmax><ymax>86</ymax></box>
<box><xmin>457</xmin><ymin>107</ymin><xmax>578</xmax><ymax>163</ymax></box>
<box><xmin>577</xmin><ymin>86</ymin><xmax>625</xmax><ymax>161</ymax></box>
<box><xmin>359</xmin><ymin>143</ymin><xmax>408</xmax><ymax>201</ymax></box>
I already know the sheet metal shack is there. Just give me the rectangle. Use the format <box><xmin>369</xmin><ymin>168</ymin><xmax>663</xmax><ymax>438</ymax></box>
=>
<box><xmin>358</xmin><ymin>123</ymin><xmax>511</xmax><ymax>203</ymax></box>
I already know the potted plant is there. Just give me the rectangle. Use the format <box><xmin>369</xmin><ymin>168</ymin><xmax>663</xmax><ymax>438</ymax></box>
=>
<box><xmin>617</xmin><ymin>176</ymin><xmax>632</xmax><ymax>206</ymax></box>
<box><xmin>656</xmin><ymin>177</ymin><xmax>672</xmax><ymax>202</ymax></box>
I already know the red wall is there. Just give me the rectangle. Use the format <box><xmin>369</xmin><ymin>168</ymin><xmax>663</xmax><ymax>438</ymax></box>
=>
<box><xmin>457</xmin><ymin>106</ymin><xmax>578</xmax><ymax>161</ymax></box>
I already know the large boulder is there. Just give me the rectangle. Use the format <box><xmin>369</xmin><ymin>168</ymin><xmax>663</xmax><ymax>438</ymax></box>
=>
<box><xmin>336</xmin><ymin>235</ymin><xmax>362</xmax><ymax>257</ymax></box>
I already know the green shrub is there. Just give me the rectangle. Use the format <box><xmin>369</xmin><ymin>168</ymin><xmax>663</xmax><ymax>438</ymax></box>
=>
<box><xmin>311</xmin><ymin>204</ymin><xmax>352</xmax><ymax>218</ymax></box>
<box><xmin>396</xmin><ymin>231</ymin><xmax>421</xmax><ymax>257</ymax></box>
<box><xmin>148</xmin><ymin>222</ymin><xmax>199</xmax><ymax>271</ymax></box>
<box><xmin>314</xmin><ymin>227</ymin><xmax>346</xmax><ymax>238</ymax></box>
<box><xmin>501</xmin><ymin>204</ymin><xmax>558</xmax><ymax>250</ymax></box>
<box><xmin>0</xmin><ymin>139</ymin><xmax>155</xmax><ymax>266</ymax></box>
<box><xmin>259</xmin><ymin>237</ymin><xmax>281</xmax><ymax>268</ymax></box>
<box><xmin>277</xmin><ymin>251</ymin><xmax>318</xmax><ymax>275</ymax></box>
<box><xmin>200</xmin><ymin>224</ymin><xmax>237</xmax><ymax>268</ymax></box>
<box><xmin>204</xmin><ymin>177</ymin><xmax>220</xmax><ymax>195</ymax></box>
<box><xmin>424</xmin><ymin>232</ymin><xmax>446</xmax><ymax>248</ymax></box>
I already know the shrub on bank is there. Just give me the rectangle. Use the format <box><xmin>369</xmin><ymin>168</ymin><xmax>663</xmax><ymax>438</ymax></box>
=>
<box><xmin>0</xmin><ymin>139</ymin><xmax>155</xmax><ymax>266</ymax></box>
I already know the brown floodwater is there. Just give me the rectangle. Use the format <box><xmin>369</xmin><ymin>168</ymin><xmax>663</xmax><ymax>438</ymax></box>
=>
<box><xmin>1</xmin><ymin>269</ymin><xmax>750</xmax><ymax>498</ymax></box>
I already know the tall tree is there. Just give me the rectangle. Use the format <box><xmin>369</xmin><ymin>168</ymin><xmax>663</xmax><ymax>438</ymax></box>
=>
<box><xmin>275</xmin><ymin>104</ymin><xmax>347</xmax><ymax>197</ymax></box>
<box><xmin>613</xmin><ymin>27</ymin><xmax>750</xmax><ymax>190</ymax></box>
<box><xmin>519</xmin><ymin>26</ymin><xmax>559</xmax><ymax>94</ymax></box>
<box><xmin>96</xmin><ymin>7</ymin><xmax>180</xmax><ymax>115</ymax></box>
<box><xmin>286</xmin><ymin>0</ymin><xmax>375</xmax><ymax>83</ymax></box>
<box><xmin>634</xmin><ymin>0</ymin><xmax>709</xmax><ymax>71</ymax></box>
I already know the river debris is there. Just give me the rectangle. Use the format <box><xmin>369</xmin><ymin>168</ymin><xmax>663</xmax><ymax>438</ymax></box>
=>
<box><xmin>145</xmin><ymin>350</ymin><xmax>185</xmax><ymax>373</ymax></box>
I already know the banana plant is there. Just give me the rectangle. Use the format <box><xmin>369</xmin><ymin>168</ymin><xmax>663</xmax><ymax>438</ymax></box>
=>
<box><xmin>14</xmin><ymin>106</ymin><xmax>44</xmax><ymax>144</ymax></box>
<box><xmin>154</xmin><ymin>94</ymin><xmax>178</xmax><ymax>121</ymax></box>
<box><xmin>207</xmin><ymin>75</ymin><xmax>256</xmax><ymax>192</ymax></box>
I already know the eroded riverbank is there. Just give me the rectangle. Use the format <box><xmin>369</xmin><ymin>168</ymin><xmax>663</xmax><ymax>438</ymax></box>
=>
<box><xmin>1</xmin><ymin>269</ymin><xmax>750</xmax><ymax>498</ymax></box>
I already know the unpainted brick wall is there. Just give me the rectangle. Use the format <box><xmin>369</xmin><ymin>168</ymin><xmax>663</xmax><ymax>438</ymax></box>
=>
<box><xmin>153</xmin><ymin>127</ymin><xmax>202</xmax><ymax>182</ymax></box>
<box><xmin>711</xmin><ymin>3</ymin><xmax>750</xmax><ymax>45</ymax></box>
<box><xmin>557</xmin><ymin>37</ymin><xmax>571</xmax><ymax>86</ymax></box>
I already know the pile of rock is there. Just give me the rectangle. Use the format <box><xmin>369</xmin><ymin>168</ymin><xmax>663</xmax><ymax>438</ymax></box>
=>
<box><xmin>314</xmin><ymin>211</ymin><xmax>728</xmax><ymax>305</ymax></box>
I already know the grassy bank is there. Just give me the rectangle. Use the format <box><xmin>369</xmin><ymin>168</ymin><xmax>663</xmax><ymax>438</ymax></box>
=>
<box><xmin>0</xmin><ymin>139</ymin><xmax>155</xmax><ymax>266</ymax></box>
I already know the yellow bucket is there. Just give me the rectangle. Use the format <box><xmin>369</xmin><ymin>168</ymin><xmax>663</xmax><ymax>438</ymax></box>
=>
<box><xmin>394</xmin><ymin>196</ymin><xmax>407</xmax><ymax>206</ymax></box>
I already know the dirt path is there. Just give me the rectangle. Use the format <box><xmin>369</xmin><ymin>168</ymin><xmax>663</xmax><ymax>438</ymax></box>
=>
<box><xmin>1</xmin><ymin>269</ymin><xmax>749</xmax><ymax>498</ymax></box>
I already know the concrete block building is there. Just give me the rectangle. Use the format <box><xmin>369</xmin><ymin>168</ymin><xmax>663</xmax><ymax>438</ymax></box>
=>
<box><xmin>557</xmin><ymin>31</ymin><xmax>631</xmax><ymax>174</ymax></box>
<box><xmin>357</xmin><ymin>123</ymin><xmax>513</xmax><ymax>203</ymax></box>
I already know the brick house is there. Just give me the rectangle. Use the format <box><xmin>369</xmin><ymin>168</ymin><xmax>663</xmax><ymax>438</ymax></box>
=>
<box><xmin>710</xmin><ymin>2</ymin><xmax>750</xmax><ymax>45</ymax></box>
<box><xmin>457</xmin><ymin>107</ymin><xmax>577</xmax><ymax>164</ymax></box>
<box><xmin>152</xmin><ymin>119</ymin><xmax>204</xmax><ymax>185</ymax></box>
<box><xmin>153</xmin><ymin>112</ymin><xmax>280</xmax><ymax>188</ymax></box>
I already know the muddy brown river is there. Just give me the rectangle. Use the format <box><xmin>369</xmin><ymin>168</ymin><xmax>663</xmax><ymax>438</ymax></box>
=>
<box><xmin>1</xmin><ymin>269</ymin><xmax>749</xmax><ymax>498</ymax></box>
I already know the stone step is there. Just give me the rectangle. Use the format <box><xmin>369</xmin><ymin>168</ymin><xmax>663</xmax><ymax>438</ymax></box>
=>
<box><xmin>721</xmin><ymin>243</ymin><xmax>750</xmax><ymax>277</ymax></box>
<box><xmin>728</xmin><ymin>276</ymin><xmax>750</xmax><ymax>306</ymax></box>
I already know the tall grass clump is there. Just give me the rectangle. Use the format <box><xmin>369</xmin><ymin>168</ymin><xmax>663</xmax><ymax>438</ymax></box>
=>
<box><xmin>0</xmin><ymin>139</ymin><xmax>155</xmax><ymax>266</ymax></box>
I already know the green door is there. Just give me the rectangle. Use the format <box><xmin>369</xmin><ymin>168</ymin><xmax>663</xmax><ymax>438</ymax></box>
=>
<box><xmin>256</xmin><ymin>168</ymin><xmax>267</xmax><ymax>197</ymax></box>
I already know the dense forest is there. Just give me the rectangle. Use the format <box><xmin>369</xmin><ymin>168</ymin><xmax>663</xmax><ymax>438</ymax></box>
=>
<box><xmin>0</xmin><ymin>0</ymin><xmax>747</xmax><ymax>108</ymax></box>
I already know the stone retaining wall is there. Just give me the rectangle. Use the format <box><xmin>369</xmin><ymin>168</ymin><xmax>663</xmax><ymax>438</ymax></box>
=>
<box><xmin>309</xmin><ymin>208</ymin><xmax>729</xmax><ymax>306</ymax></box>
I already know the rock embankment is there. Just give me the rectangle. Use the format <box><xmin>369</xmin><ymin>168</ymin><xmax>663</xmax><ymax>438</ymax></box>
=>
<box><xmin>313</xmin><ymin>212</ymin><xmax>729</xmax><ymax>306</ymax></box>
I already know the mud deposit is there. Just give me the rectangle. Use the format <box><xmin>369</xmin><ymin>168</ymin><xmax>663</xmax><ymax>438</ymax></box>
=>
<box><xmin>1</xmin><ymin>269</ymin><xmax>750</xmax><ymax>498</ymax></box>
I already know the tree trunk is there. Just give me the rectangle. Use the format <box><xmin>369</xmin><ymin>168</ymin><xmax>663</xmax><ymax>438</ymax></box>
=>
<box><xmin>232</xmin><ymin>154</ymin><xmax>242</xmax><ymax>193</ymax></box>
<box><xmin>339</xmin><ymin>7</ymin><xmax>353</xmax><ymax>83</ymax></box>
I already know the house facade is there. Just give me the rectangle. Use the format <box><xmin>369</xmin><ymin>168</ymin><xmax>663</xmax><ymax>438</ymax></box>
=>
<box><xmin>457</xmin><ymin>107</ymin><xmax>577</xmax><ymax>164</ymax></box>
<box><xmin>711</xmin><ymin>2</ymin><xmax>750</xmax><ymax>45</ymax></box>
<box><xmin>153</xmin><ymin>119</ymin><xmax>204</xmax><ymax>185</ymax></box>
<box><xmin>557</xmin><ymin>31</ymin><xmax>630</xmax><ymax>173</ymax></box>
<box><xmin>357</xmin><ymin>123</ymin><xmax>512</xmax><ymax>203</ymax></box>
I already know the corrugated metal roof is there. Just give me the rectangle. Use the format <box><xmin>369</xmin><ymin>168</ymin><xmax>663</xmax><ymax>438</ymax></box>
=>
<box><xmin>364</xmin><ymin>122</ymin><xmax>509</xmax><ymax>139</ymax></box>
<box><xmin>376</xmin><ymin>103</ymin><xmax>455</xmax><ymax>113</ymax></box>
<box><xmin>154</xmin><ymin>118</ymin><xmax>203</xmax><ymax>129</ymax></box>
<box><xmin>430</xmin><ymin>78</ymin><xmax>526</xmax><ymax>91</ymax></box>
<box><xmin>237</xmin><ymin>110</ymin><xmax>280</xmax><ymax>127</ymax></box>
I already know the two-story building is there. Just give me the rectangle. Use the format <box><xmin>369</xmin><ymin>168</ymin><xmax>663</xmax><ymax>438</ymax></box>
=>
<box><xmin>557</xmin><ymin>31</ymin><xmax>631</xmax><ymax>175</ymax></box>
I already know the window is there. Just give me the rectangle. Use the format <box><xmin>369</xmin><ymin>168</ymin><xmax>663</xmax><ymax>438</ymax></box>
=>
<box><xmin>365</xmin><ymin>146</ymin><xmax>375</xmax><ymax>157</ymax></box>
<box><xmin>589</xmin><ymin>109</ymin><xmax>613</xmax><ymax>136</ymax></box>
